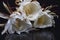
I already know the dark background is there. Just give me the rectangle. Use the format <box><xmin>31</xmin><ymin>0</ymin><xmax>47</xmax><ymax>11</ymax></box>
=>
<box><xmin>0</xmin><ymin>0</ymin><xmax>60</xmax><ymax>40</ymax></box>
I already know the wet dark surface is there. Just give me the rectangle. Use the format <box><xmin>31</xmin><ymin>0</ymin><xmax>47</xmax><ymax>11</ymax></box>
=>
<box><xmin>0</xmin><ymin>27</ymin><xmax>55</xmax><ymax>40</ymax></box>
<box><xmin>4</xmin><ymin>28</ymin><xmax>55</xmax><ymax>40</ymax></box>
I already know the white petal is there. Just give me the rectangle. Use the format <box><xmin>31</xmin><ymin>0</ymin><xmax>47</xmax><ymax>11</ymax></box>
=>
<box><xmin>9</xmin><ymin>12</ymin><xmax>32</xmax><ymax>34</ymax></box>
<box><xmin>34</xmin><ymin>14</ymin><xmax>53</xmax><ymax>28</ymax></box>
<box><xmin>16</xmin><ymin>31</ymin><xmax>21</xmax><ymax>34</ymax></box>
<box><xmin>14</xmin><ymin>19</ymin><xmax>32</xmax><ymax>32</ymax></box>
<box><xmin>0</xmin><ymin>12</ymin><xmax>9</xmax><ymax>19</ymax></box>
<box><xmin>10</xmin><ymin>12</ymin><xmax>24</xmax><ymax>20</ymax></box>
<box><xmin>8</xmin><ymin>24</ymin><xmax>15</xmax><ymax>34</ymax></box>
<box><xmin>42</xmin><ymin>10</ymin><xmax>54</xmax><ymax>19</ymax></box>
<box><xmin>24</xmin><ymin>0</ymin><xmax>32</xmax><ymax>2</ymax></box>
<box><xmin>43</xmin><ymin>10</ymin><xmax>51</xmax><ymax>13</ymax></box>
<box><xmin>20</xmin><ymin>1</ymin><xmax>42</xmax><ymax>21</ymax></box>
<box><xmin>1</xmin><ymin>19</ymin><xmax>11</xmax><ymax>35</ymax></box>
<box><xmin>0</xmin><ymin>24</ymin><xmax>5</xmax><ymax>27</ymax></box>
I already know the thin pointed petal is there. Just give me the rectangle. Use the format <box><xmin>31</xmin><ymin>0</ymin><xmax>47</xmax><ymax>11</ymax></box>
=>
<box><xmin>0</xmin><ymin>12</ymin><xmax>9</xmax><ymax>19</ymax></box>
<box><xmin>1</xmin><ymin>19</ymin><xmax>11</xmax><ymax>35</ymax></box>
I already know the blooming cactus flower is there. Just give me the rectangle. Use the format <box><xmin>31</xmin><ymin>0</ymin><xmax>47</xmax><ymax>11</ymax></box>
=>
<box><xmin>19</xmin><ymin>1</ymin><xmax>43</xmax><ymax>21</ymax></box>
<box><xmin>34</xmin><ymin>11</ymin><xmax>54</xmax><ymax>28</ymax></box>
<box><xmin>1</xmin><ymin>12</ymin><xmax>32</xmax><ymax>35</ymax></box>
<box><xmin>18</xmin><ymin>0</ymin><xmax>55</xmax><ymax>28</ymax></box>
<box><xmin>0</xmin><ymin>0</ymin><xmax>57</xmax><ymax>35</ymax></box>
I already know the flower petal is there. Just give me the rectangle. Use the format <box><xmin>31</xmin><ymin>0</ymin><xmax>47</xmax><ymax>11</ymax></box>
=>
<box><xmin>6</xmin><ymin>12</ymin><xmax>32</xmax><ymax>34</ymax></box>
<box><xmin>20</xmin><ymin>1</ymin><xmax>42</xmax><ymax>21</ymax></box>
<box><xmin>34</xmin><ymin>13</ymin><xmax>53</xmax><ymax>28</ymax></box>
<box><xmin>1</xmin><ymin>19</ymin><xmax>11</xmax><ymax>35</ymax></box>
<box><xmin>24</xmin><ymin>0</ymin><xmax>32</xmax><ymax>2</ymax></box>
<box><xmin>0</xmin><ymin>12</ymin><xmax>9</xmax><ymax>19</ymax></box>
<box><xmin>13</xmin><ymin>18</ymin><xmax>32</xmax><ymax>34</ymax></box>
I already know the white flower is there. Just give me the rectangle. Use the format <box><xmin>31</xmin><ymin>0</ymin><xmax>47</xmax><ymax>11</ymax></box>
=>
<box><xmin>1</xmin><ymin>12</ymin><xmax>32</xmax><ymax>35</ymax></box>
<box><xmin>33</xmin><ymin>10</ymin><xmax>54</xmax><ymax>28</ymax></box>
<box><xmin>18</xmin><ymin>1</ymin><xmax>55</xmax><ymax>28</ymax></box>
<box><xmin>19</xmin><ymin>1</ymin><xmax>43</xmax><ymax>21</ymax></box>
<box><xmin>1</xmin><ymin>1</ymin><xmax>56</xmax><ymax>35</ymax></box>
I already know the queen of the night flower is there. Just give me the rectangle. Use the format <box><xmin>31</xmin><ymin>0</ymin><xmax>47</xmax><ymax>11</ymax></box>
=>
<box><xmin>0</xmin><ymin>0</ymin><xmax>57</xmax><ymax>35</ymax></box>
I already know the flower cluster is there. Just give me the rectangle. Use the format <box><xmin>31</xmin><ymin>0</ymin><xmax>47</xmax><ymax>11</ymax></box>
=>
<box><xmin>0</xmin><ymin>0</ymin><xmax>57</xmax><ymax>35</ymax></box>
